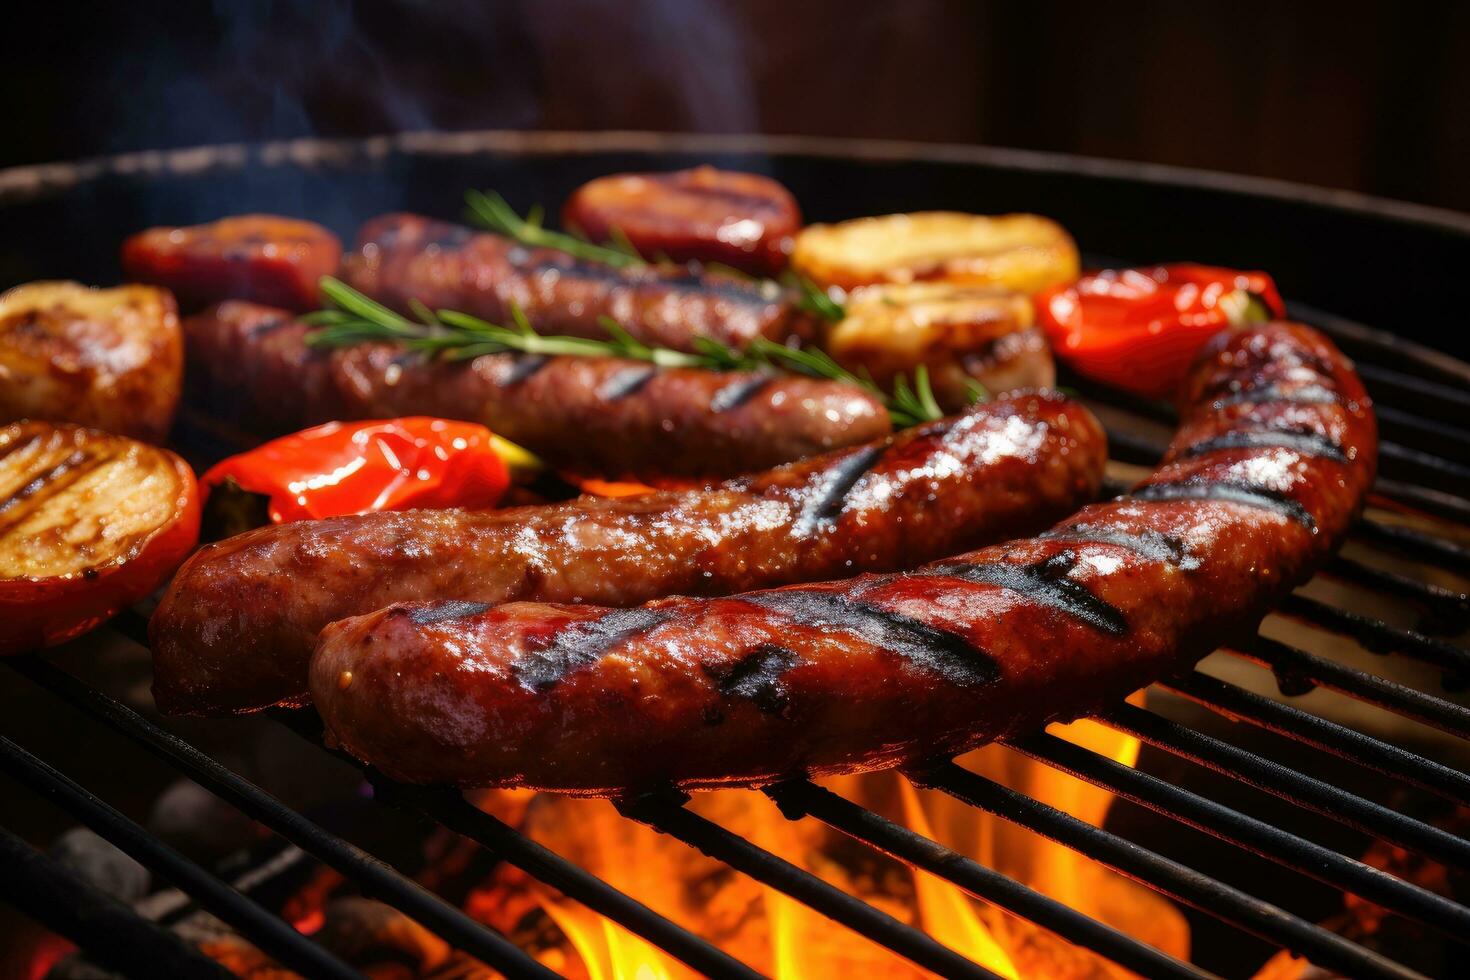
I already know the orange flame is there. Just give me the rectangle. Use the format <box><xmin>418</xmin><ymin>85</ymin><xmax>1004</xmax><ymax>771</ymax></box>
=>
<box><xmin>468</xmin><ymin>690</ymin><xmax>1190</xmax><ymax>979</ymax></box>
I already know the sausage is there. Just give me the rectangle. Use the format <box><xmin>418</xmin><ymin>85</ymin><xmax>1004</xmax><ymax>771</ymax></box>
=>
<box><xmin>311</xmin><ymin>322</ymin><xmax>1377</xmax><ymax>795</ymax></box>
<box><xmin>151</xmin><ymin>391</ymin><xmax>1105</xmax><ymax>715</ymax></box>
<box><xmin>341</xmin><ymin>214</ymin><xmax>816</xmax><ymax>352</ymax></box>
<box><xmin>182</xmin><ymin>301</ymin><xmax>889</xmax><ymax>478</ymax></box>
<box><xmin>121</xmin><ymin>215</ymin><xmax>342</xmax><ymax>312</ymax></box>
<box><xmin>562</xmin><ymin>166</ymin><xmax>801</xmax><ymax>277</ymax></box>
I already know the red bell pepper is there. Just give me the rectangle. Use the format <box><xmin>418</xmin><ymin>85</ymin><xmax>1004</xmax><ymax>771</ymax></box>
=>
<box><xmin>1035</xmin><ymin>264</ymin><xmax>1286</xmax><ymax>400</ymax></box>
<box><xmin>201</xmin><ymin>418</ymin><xmax>522</xmax><ymax>523</ymax></box>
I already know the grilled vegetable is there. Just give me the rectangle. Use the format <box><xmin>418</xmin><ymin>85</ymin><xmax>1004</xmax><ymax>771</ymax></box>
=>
<box><xmin>1036</xmin><ymin>264</ymin><xmax>1286</xmax><ymax>399</ymax></box>
<box><xmin>791</xmin><ymin>212</ymin><xmax>1079</xmax><ymax>293</ymax></box>
<box><xmin>0</xmin><ymin>281</ymin><xmax>182</xmax><ymax>443</ymax></box>
<box><xmin>199</xmin><ymin>417</ymin><xmax>523</xmax><ymax>524</ymax></box>
<box><xmin>826</xmin><ymin>284</ymin><xmax>1050</xmax><ymax>409</ymax></box>
<box><xmin>562</xmin><ymin>166</ymin><xmax>802</xmax><ymax>276</ymax></box>
<box><xmin>0</xmin><ymin>421</ymin><xmax>200</xmax><ymax>655</ymax></box>
<box><xmin>121</xmin><ymin>214</ymin><xmax>342</xmax><ymax>312</ymax></box>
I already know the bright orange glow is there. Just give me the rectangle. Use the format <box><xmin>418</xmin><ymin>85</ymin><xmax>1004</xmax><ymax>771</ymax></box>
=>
<box><xmin>464</xmin><ymin>690</ymin><xmax>1191</xmax><ymax>979</ymax></box>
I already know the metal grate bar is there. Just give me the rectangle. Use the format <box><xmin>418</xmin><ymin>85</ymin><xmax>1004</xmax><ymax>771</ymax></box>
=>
<box><xmin>1237</xmin><ymin>638</ymin><xmax>1470</xmax><ymax>739</ymax></box>
<box><xmin>1104</xmin><ymin>704</ymin><xmax>1470</xmax><ymax>870</ymax></box>
<box><xmin>1006</xmin><ymin>731</ymin><xmax>1470</xmax><ymax>936</ymax></box>
<box><xmin>1355</xmin><ymin>519</ymin><xmax>1470</xmax><ymax>577</ymax></box>
<box><xmin>1367</xmin><ymin>480</ymin><xmax>1470</xmax><ymax>526</ymax></box>
<box><xmin>0</xmin><ymin>823</ymin><xmax>234</xmax><ymax>980</ymax></box>
<box><xmin>2</xmin><ymin>655</ymin><xmax>557</xmax><ymax>980</ymax></box>
<box><xmin>764</xmin><ymin>779</ymin><xmax>1215</xmax><ymax>980</ymax></box>
<box><xmin>1321</xmin><ymin>556</ymin><xmax>1470</xmax><ymax>626</ymax></box>
<box><xmin>913</xmin><ymin>761</ymin><xmax>1424</xmax><ymax>980</ymax></box>
<box><xmin>0</xmin><ymin>735</ymin><xmax>360</xmax><ymax>980</ymax></box>
<box><xmin>1353</xmin><ymin>362</ymin><xmax>1470</xmax><ymax>423</ymax></box>
<box><xmin>618</xmin><ymin>794</ymin><xmax>1001</xmax><ymax>980</ymax></box>
<box><xmin>1277</xmin><ymin>593</ymin><xmax>1470</xmax><ymax>675</ymax></box>
<box><xmin>270</xmin><ymin>708</ymin><xmax>764</xmax><ymax>980</ymax></box>
<box><xmin>1165</xmin><ymin>670</ymin><xmax>1470</xmax><ymax>805</ymax></box>
<box><xmin>1377</xmin><ymin>442</ymin><xmax>1470</xmax><ymax>494</ymax></box>
<box><xmin>1373</xmin><ymin>405</ymin><xmax>1470</xmax><ymax>465</ymax></box>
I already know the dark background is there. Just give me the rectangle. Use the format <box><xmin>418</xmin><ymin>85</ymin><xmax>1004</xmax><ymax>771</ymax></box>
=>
<box><xmin>4</xmin><ymin>0</ymin><xmax>1468</xmax><ymax>213</ymax></box>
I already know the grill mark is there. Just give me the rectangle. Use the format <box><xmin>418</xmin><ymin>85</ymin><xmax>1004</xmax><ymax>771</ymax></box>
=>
<box><xmin>1210</xmin><ymin>384</ymin><xmax>1339</xmax><ymax>409</ymax></box>
<box><xmin>925</xmin><ymin>551</ymin><xmax>1130</xmax><ymax>636</ymax></box>
<box><xmin>1179</xmin><ymin>429</ymin><xmax>1348</xmax><ymax>462</ymax></box>
<box><xmin>597</xmin><ymin>366</ymin><xmax>658</xmax><ymax>401</ymax></box>
<box><xmin>0</xmin><ymin>432</ymin><xmax>43</xmax><ymax>466</ymax></box>
<box><xmin>1130</xmin><ymin>480</ymin><xmax>1317</xmax><ymax>530</ymax></box>
<box><xmin>709</xmin><ymin>374</ymin><xmax>773</xmax><ymax>413</ymax></box>
<box><xmin>245</xmin><ymin>315</ymin><xmax>293</xmax><ymax>339</ymax></box>
<box><xmin>795</xmin><ymin>443</ymin><xmax>887</xmax><ymax>536</ymax></box>
<box><xmin>746</xmin><ymin>590</ymin><xmax>998</xmax><ymax>687</ymax></box>
<box><xmin>502</xmin><ymin>354</ymin><xmax>550</xmax><ymax>385</ymax></box>
<box><xmin>523</xmin><ymin>256</ymin><xmax>783</xmax><ymax>308</ymax></box>
<box><xmin>513</xmin><ymin>608</ymin><xmax>672</xmax><ymax>692</ymax></box>
<box><xmin>1042</xmin><ymin>524</ymin><xmax>1200</xmax><ymax>570</ymax></box>
<box><xmin>705</xmin><ymin>643</ymin><xmax>801</xmax><ymax>716</ymax></box>
<box><xmin>0</xmin><ymin>450</ymin><xmax>114</xmax><ymax>538</ymax></box>
<box><xmin>407</xmin><ymin>600</ymin><xmax>493</xmax><ymax>626</ymax></box>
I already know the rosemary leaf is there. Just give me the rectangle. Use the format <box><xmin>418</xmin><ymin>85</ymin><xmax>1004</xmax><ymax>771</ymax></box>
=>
<box><xmin>305</xmin><ymin>276</ymin><xmax>943</xmax><ymax>428</ymax></box>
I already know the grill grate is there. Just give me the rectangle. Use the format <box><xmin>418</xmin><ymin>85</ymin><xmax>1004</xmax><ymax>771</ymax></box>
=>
<box><xmin>3</xmin><ymin>305</ymin><xmax>1470</xmax><ymax>980</ymax></box>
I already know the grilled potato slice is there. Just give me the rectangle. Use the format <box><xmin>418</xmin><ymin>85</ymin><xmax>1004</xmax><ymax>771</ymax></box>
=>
<box><xmin>827</xmin><ymin>284</ymin><xmax>1054</xmax><ymax>409</ymax></box>
<box><xmin>0</xmin><ymin>421</ymin><xmax>199</xmax><ymax>653</ymax></box>
<box><xmin>792</xmin><ymin>211</ymin><xmax>1079</xmax><ymax>292</ymax></box>
<box><xmin>0</xmin><ymin>281</ymin><xmax>182</xmax><ymax>442</ymax></box>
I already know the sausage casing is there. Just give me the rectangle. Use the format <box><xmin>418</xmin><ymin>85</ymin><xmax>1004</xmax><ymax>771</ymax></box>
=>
<box><xmin>182</xmin><ymin>301</ymin><xmax>889</xmax><ymax>478</ymax></box>
<box><xmin>312</xmin><ymin>323</ymin><xmax>1377</xmax><ymax>794</ymax></box>
<box><xmin>152</xmin><ymin>392</ymin><xmax>1105</xmax><ymax>715</ymax></box>
<box><xmin>342</xmin><ymin>213</ymin><xmax>815</xmax><ymax>352</ymax></box>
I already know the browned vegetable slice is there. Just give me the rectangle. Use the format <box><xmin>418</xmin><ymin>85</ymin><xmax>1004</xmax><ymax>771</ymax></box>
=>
<box><xmin>0</xmin><ymin>421</ymin><xmax>200</xmax><ymax>654</ymax></box>
<box><xmin>0</xmin><ymin>281</ymin><xmax>182</xmax><ymax>442</ymax></box>
<box><xmin>792</xmin><ymin>211</ymin><xmax>1079</xmax><ymax>292</ymax></box>
<box><xmin>826</xmin><ymin>283</ymin><xmax>1053</xmax><ymax>409</ymax></box>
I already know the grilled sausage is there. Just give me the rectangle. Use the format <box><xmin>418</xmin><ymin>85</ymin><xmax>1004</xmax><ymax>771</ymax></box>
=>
<box><xmin>311</xmin><ymin>322</ymin><xmax>1377</xmax><ymax>795</ymax></box>
<box><xmin>562</xmin><ymin>166</ymin><xmax>801</xmax><ymax>277</ymax></box>
<box><xmin>0</xmin><ymin>282</ymin><xmax>182</xmax><ymax>443</ymax></box>
<box><xmin>121</xmin><ymin>215</ymin><xmax>341</xmax><ymax>312</ymax></box>
<box><xmin>151</xmin><ymin>391</ymin><xmax>1105</xmax><ymax>715</ymax></box>
<box><xmin>341</xmin><ymin>213</ymin><xmax>816</xmax><ymax>352</ymax></box>
<box><xmin>182</xmin><ymin>301</ymin><xmax>888</xmax><ymax>478</ymax></box>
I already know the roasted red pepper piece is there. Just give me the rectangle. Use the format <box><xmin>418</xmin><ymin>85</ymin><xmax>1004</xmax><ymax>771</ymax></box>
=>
<box><xmin>121</xmin><ymin>215</ymin><xmax>342</xmax><ymax>312</ymax></box>
<box><xmin>1035</xmin><ymin>264</ymin><xmax>1286</xmax><ymax>400</ymax></box>
<box><xmin>200</xmin><ymin>418</ymin><xmax>514</xmax><ymax>523</ymax></box>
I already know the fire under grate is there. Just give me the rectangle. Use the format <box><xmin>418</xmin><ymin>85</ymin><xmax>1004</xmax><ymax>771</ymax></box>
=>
<box><xmin>3</xmin><ymin>304</ymin><xmax>1470</xmax><ymax>980</ymax></box>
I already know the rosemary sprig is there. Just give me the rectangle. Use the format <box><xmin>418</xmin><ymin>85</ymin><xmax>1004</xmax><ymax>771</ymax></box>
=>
<box><xmin>304</xmin><ymin>277</ymin><xmax>959</xmax><ymax>427</ymax></box>
<box><xmin>465</xmin><ymin>189</ymin><xmax>846</xmax><ymax>322</ymax></box>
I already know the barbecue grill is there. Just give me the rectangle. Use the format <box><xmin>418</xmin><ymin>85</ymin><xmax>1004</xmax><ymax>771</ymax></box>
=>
<box><xmin>2</xmin><ymin>131</ymin><xmax>1469</xmax><ymax>980</ymax></box>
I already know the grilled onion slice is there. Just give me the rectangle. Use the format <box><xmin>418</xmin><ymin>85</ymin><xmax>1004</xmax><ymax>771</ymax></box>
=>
<box><xmin>0</xmin><ymin>421</ymin><xmax>199</xmax><ymax>654</ymax></box>
<box><xmin>792</xmin><ymin>211</ymin><xmax>1079</xmax><ymax>292</ymax></box>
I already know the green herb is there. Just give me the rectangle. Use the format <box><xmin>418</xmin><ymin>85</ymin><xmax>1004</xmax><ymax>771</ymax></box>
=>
<box><xmin>465</xmin><ymin>189</ymin><xmax>847</xmax><ymax>322</ymax></box>
<box><xmin>304</xmin><ymin>277</ymin><xmax>969</xmax><ymax>427</ymax></box>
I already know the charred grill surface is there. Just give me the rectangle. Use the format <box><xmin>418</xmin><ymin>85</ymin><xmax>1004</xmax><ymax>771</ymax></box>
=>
<box><xmin>310</xmin><ymin>323</ymin><xmax>1377</xmax><ymax>794</ymax></box>
<box><xmin>150</xmin><ymin>392</ymin><xmax>1104</xmax><ymax>715</ymax></box>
